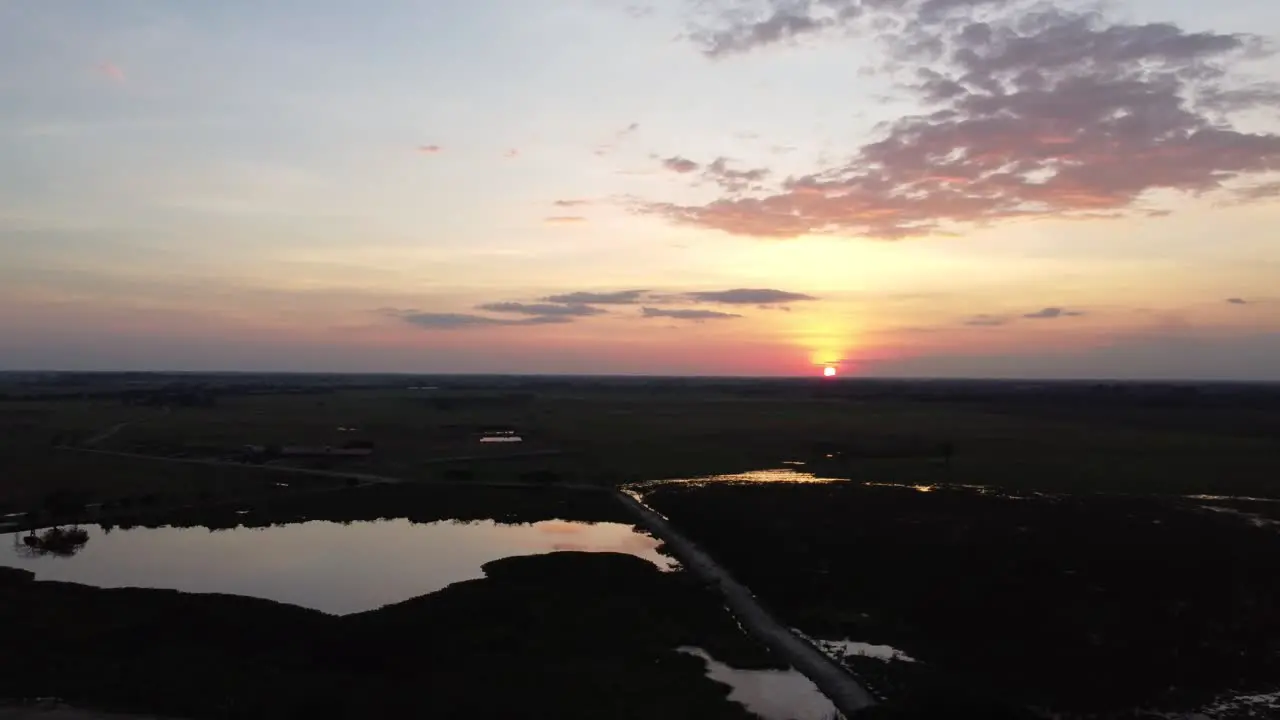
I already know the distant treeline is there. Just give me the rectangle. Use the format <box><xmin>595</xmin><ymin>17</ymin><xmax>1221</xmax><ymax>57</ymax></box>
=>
<box><xmin>111</xmin><ymin>482</ymin><xmax>627</xmax><ymax>533</ymax></box>
<box><xmin>4</xmin><ymin>372</ymin><xmax>1280</xmax><ymax>408</ymax></box>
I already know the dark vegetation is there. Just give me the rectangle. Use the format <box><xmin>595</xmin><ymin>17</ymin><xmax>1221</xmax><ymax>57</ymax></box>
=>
<box><xmin>141</xmin><ymin>482</ymin><xmax>633</xmax><ymax>531</ymax></box>
<box><xmin>0</xmin><ymin>451</ymin><xmax>346</xmax><ymax>534</ymax></box>
<box><xmin>0</xmin><ymin>552</ymin><xmax>777</xmax><ymax>719</ymax></box>
<box><xmin>642</xmin><ymin>481</ymin><xmax>1280</xmax><ymax>717</ymax></box>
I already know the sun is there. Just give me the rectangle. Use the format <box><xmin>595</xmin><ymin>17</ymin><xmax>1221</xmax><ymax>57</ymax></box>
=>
<box><xmin>823</xmin><ymin>366</ymin><xmax>837</xmax><ymax>377</ymax></box>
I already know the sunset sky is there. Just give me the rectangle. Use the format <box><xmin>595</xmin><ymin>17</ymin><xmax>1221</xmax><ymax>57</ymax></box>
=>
<box><xmin>2</xmin><ymin>0</ymin><xmax>1279</xmax><ymax>378</ymax></box>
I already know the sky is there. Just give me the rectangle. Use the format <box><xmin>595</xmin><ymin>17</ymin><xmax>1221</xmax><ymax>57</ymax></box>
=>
<box><xmin>2</xmin><ymin>0</ymin><xmax>1279</xmax><ymax>379</ymax></box>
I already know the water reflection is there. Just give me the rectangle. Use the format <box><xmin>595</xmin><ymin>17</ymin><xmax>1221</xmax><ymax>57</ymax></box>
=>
<box><xmin>631</xmin><ymin>468</ymin><xmax>849</xmax><ymax>491</ymax></box>
<box><xmin>1199</xmin><ymin>690</ymin><xmax>1280</xmax><ymax>717</ymax></box>
<box><xmin>5</xmin><ymin>519</ymin><xmax>672</xmax><ymax>615</ymax></box>
<box><xmin>863</xmin><ymin>481</ymin><xmax>1042</xmax><ymax>500</ymax></box>
<box><xmin>678</xmin><ymin>647</ymin><xmax>837</xmax><ymax>720</ymax></box>
<box><xmin>1185</xmin><ymin>494</ymin><xmax>1280</xmax><ymax>503</ymax></box>
<box><xmin>815</xmin><ymin>639</ymin><xmax>917</xmax><ymax>663</ymax></box>
<box><xmin>1198</xmin><ymin>505</ymin><xmax>1280</xmax><ymax>529</ymax></box>
<box><xmin>13</xmin><ymin>527</ymin><xmax>90</xmax><ymax>558</ymax></box>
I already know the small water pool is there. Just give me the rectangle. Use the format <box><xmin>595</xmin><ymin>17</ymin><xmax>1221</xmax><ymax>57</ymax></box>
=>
<box><xmin>679</xmin><ymin>647</ymin><xmax>837</xmax><ymax>720</ymax></box>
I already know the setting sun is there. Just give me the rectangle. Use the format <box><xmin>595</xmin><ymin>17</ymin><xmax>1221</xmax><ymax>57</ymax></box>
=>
<box><xmin>823</xmin><ymin>366</ymin><xmax>837</xmax><ymax>377</ymax></box>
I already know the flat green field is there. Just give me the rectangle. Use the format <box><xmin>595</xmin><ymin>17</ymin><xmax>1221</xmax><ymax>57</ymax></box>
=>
<box><xmin>6</xmin><ymin>381</ymin><xmax>1280</xmax><ymax>505</ymax></box>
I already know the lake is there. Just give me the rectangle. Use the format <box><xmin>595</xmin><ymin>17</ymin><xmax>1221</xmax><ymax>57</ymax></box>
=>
<box><xmin>5</xmin><ymin>518</ymin><xmax>673</xmax><ymax>614</ymax></box>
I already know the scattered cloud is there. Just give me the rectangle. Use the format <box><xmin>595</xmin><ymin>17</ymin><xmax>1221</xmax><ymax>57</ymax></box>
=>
<box><xmin>965</xmin><ymin>314</ymin><xmax>1011</xmax><ymax>327</ymax></box>
<box><xmin>543</xmin><ymin>290</ymin><xmax>648</xmax><ymax>305</ymax></box>
<box><xmin>533</xmin><ymin>287</ymin><xmax>816</xmax><ymax>307</ymax></box>
<box><xmin>652</xmin><ymin>0</ymin><xmax>1280</xmax><ymax>240</ymax></box>
<box><xmin>504</xmin><ymin>148</ymin><xmax>519</xmax><ymax>158</ymax></box>
<box><xmin>1232</xmin><ymin>181</ymin><xmax>1280</xmax><ymax>203</ymax></box>
<box><xmin>691</xmin><ymin>2</ymin><xmax>841</xmax><ymax>59</ymax></box>
<box><xmin>544</xmin><ymin>215</ymin><xmax>587</xmax><ymax>224</ymax></box>
<box><xmin>683</xmin><ymin>288</ymin><xmax>818</xmax><ymax>305</ymax></box>
<box><xmin>641</xmin><ymin>307</ymin><xmax>742</xmax><ymax>320</ymax></box>
<box><xmin>553</xmin><ymin>199</ymin><xmax>591</xmax><ymax>207</ymax></box>
<box><xmin>1227</xmin><ymin>297</ymin><xmax>1249</xmax><ymax>305</ymax></box>
<box><xmin>390</xmin><ymin>311</ymin><xmax>570</xmax><ymax>329</ymax></box>
<box><xmin>703</xmin><ymin>157</ymin><xmax>770</xmax><ymax>192</ymax></box>
<box><xmin>661</xmin><ymin>156</ymin><xmax>700</xmax><ymax>174</ymax></box>
<box><xmin>96</xmin><ymin>62</ymin><xmax>126</xmax><ymax>83</ymax></box>
<box><xmin>595</xmin><ymin>123</ymin><xmax>641</xmax><ymax>156</ymax></box>
<box><xmin>476</xmin><ymin>302</ymin><xmax>605</xmax><ymax>317</ymax></box>
<box><xmin>417</xmin><ymin>145</ymin><xmax>442</xmax><ymax>154</ymax></box>
<box><xmin>1024</xmin><ymin>307</ymin><xmax>1084</xmax><ymax>320</ymax></box>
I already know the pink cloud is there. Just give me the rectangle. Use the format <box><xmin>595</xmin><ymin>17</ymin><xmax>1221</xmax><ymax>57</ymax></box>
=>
<box><xmin>417</xmin><ymin>145</ymin><xmax>442</xmax><ymax>154</ymax></box>
<box><xmin>651</xmin><ymin>0</ymin><xmax>1280</xmax><ymax>240</ymax></box>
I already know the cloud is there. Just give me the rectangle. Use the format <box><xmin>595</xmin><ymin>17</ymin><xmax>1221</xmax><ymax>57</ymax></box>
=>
<box><xmin>1227</xmin><ymin>297</ymin><xmax>1249</xmax><ymax>305</ymax></box>
<box><xmin>683</xmin><ymin>288</ymin><xmax>818</xmax><ymax>305</ymax></box>
<box><xmin>641</xmin><ymin>307</ymin><xmax>742</xmax><ymax>320</ymax></box>
<box><xmin>543</xmin><ymin>290</ymin><xmax>648</xmax><ymax>305</ymax></box>
<box><xmin>392</xmin><ymin>311</ymin><xmax>570</xmax><ymax>329</ymax></box>
<box><xmin>965</xmin><ymin>314</ymin><xmax>1011</xmax><ymax>327</ymax></box>
<box><xmin>652</xmin><ymin>0</ymin><xmax>1280</xmax><ymax>240</ymax></box>
<box><xmin>595</xmin><ymin>123</ymin><xmax>641</xmax><ymax>156</ymax></box>
<box><xmin>417</xmin><ymin>145</ymin><xmax>442</xmax><ymax>154</ymax></box>
<box><xmin>703</xmin><ymin>157</ymin><xmax>771</xmax><ymax>192</ymax></box>
<box><xmin>544</xmin><ymin>215</ymin><xmax>587</xmax><ymax>224</ymax></box>
<box><xmin>476</xmin><ymin>302</ymin><xmax>605</xmax><ymax>317</ymax></box>
<box><xmin>661</xmin><ymin>156</ymin><xmax>700</xmax><ymax>174</ymax></box>
<box><xmin>553</xmin><ymin>199</ymin><xmax>591</xmax><ymax>207</ymax></box>
<box><xmin>1023</xmin><ymin>307</ymin><xmax>1084</xmax><ymax>320</ymax></box>
<box><xmin>1232</xmin><ymin>181</ymin><xmax>1280</xmax><ymax>203</ymax></box>
<box><xmin>504</xmin><ymin>148</ymin><xmax>519</xmax><ymax>158</ymax></box>
<box><xmin>96</xmin><ymin>62</ymin><xmax>126</xmax><ymax>82</ymax></box>
<box><xmin>692</xmin><ymin>2</ymin><xmax>845</xmax><ymax>59</ymax></box>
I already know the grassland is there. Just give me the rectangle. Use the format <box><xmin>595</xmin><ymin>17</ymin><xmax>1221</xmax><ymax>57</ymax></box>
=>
<box><xmin>5</xmin><ymin>373</ymin><xmax>1280</xmax><ymax>718</ymax></box>
<box><xmin>7</xmin><ymin>377</ymin><xmax>1280</xmax><ymax>502</ymax></box>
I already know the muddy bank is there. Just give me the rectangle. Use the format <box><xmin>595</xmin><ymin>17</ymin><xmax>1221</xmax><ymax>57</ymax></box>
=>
<box><xmin>0</xmin><ymin>551</ymin><xmax>781</xmax><ymax>719</ymax></box>
<box><xmin>642</xmin><ymin>481</ymin><xmax>1280</xmax><ymax>717</ymax></box>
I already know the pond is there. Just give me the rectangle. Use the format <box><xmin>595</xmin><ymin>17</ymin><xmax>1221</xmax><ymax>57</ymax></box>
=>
<box><xmin>4</xmin><ymin>519</ymin><xmax>673</xmax><ymax>615</ymax></box>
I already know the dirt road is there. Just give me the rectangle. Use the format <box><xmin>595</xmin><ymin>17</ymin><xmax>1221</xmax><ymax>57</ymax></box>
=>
<box><xmin>615</xmin><ymin>490</ymin><xmax>876</xmax><ymax>717</ymax></box>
